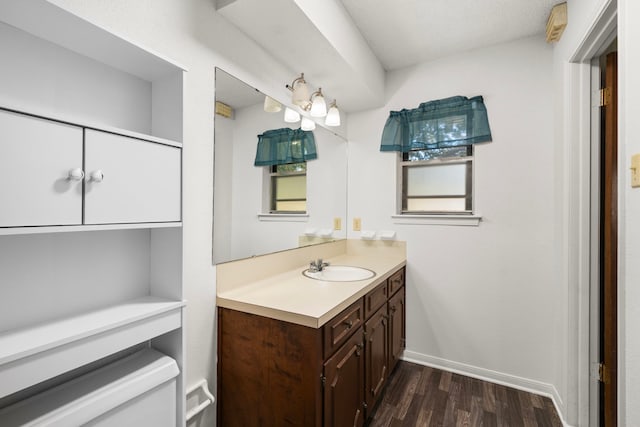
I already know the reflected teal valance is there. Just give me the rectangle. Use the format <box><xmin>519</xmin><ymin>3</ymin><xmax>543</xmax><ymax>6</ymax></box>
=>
<box><xmin>254</xmin><ymin>128</ymin><xmax>317</xmax><ymax>166</ymax></box>
<box><xmin>380</xmin><ymin>96</ymin><xmax>492</xmax><ymax>152</ymax></box>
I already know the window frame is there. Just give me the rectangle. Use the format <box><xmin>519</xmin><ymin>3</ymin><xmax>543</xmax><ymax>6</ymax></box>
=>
<box><xmin>399</xmin><ymin>145</ymin><xmax>474</xmax><ymax>215</ymax></box>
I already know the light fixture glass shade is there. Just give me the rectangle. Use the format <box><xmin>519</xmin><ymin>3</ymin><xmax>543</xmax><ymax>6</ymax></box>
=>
<box><xmin>263</xmin><ymin>96</ymin><xmax>282</xmax><ymax>113</ymax></box>
<box><xmin>310</xmin><ymin>90</ymin><xmax>327</xmax><ymax>117</ymax></box>
<box><xmin>284</xmin><ymin>107</ymin><xmax>301</xmax><ymax>123</ymax></box>
<box><xmin>292</xmin><ymin>79</ymin><xmax>310</xmax><ymax>108</ymax></box>
<box><xmin>301</xmin><ymin>117</ymin><xmax>316</xmax><ymax>131</ymax></box>
<box><xmin>325</xmin><ymin>103</ymin><xmax>341</xmax><ymax>127</ymax></box>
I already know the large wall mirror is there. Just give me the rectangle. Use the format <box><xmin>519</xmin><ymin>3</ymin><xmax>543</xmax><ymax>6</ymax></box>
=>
<box><xmin>213</xmin><ymin>68</ymin><xmax>348</xmax><ymax>264</ymax></box>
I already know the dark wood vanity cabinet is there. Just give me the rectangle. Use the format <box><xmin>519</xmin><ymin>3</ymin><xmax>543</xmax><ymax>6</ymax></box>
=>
<box><xmin>217</xmin><ymin>266</ymin><xmax>406</xmax><ymax>427</ymax></box>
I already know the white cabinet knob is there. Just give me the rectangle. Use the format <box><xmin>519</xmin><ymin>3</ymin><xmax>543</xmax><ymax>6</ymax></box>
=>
<box><xmin>67</xmin><ymin>168</ymin><xmax>85</xmax><ymax>181</ymax></box>
<box><xmin>89</xmin><ymin>170</ymin><xmax>104</xmax><ymax>182</ymax></box>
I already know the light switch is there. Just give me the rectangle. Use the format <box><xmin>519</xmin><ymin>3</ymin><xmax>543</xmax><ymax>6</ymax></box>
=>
<box><xmin>353</xmin><ymin>218</ymin><xmax>361</xmax><ymax>231</ymax></box>
<box><xmin>632</xmin><ymin>154</ymin><xmax>640</xmax><ymax>188</ymax></box>
<box><xmin>333</xmin><ymin>217</ymin><xmax>342</xmax><ymax>231</ymax></box>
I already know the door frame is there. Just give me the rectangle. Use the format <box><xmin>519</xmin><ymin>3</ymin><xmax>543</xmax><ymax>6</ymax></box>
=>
<box><xmin>568</xmin><ymin>0</ymin><xmax>618</xmax><ymax>425</ymax></box>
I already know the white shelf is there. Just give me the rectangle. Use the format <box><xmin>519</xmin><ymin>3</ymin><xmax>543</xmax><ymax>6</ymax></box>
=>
<box><xmin>0</xmin><ymin>222</ymin><xmax>182</xmax><ymax>236</ymax></box>
<box><xmin>0</xmin><ymin>102</ymin><xmax>182</xmax><ymax>148</ymax></box>
<box><xmin>0</xmin><ymin>296</ymin><xmax>185</xmax><ymax>399</ymax></box>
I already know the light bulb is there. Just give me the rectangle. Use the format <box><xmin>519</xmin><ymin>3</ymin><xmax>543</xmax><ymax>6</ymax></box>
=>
<box><xmin>291</xmin><ymin>75</ymin><xmax>310</xmax><ymax>108</ymax></box>
<box><xmin>309</xmin><ymin>89</ymin><xmax>327</xmax><ymax>117</ymax></box>
<box><xmin>263</xmin><ymin>96</ymin><xmax>282</xmax><ymax>113</ymax></box>
<box><xmin>284</xmin><ymin>107</ymin><xmax>301</xmax><ymax>123</ymax></box>
<box><xmin>325</xmin><ymin>101</ymin><xmax>341</xmax><ymax>127</ymax></box>
<box><xmin>301</xmin><ymin>117</ymin><xmax>316</xmax><ymax>131</ymax></box>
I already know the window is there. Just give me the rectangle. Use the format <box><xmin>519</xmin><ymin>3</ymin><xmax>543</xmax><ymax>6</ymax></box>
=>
<box><xmin>270</xmin><ymin>162</ymin><xmax>307</xmax><ymax>213</ymax></box>
<box><xmin>401</xmin><ymin>146</ymin><xmax>473</xmax><ymax>214</ymax></box>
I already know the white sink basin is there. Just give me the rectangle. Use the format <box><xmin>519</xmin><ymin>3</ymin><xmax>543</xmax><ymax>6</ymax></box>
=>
<box><xmin>303</xmin><ymin>265</ymin><xmax>376</xmax><ymax>282</ymax></box>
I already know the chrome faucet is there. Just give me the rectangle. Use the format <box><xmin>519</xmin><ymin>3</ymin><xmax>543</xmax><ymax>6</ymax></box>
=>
<box><xmin>309</xmin><ymin>258</ymin><xmax>330</xmax><ymax>272</ymax></box>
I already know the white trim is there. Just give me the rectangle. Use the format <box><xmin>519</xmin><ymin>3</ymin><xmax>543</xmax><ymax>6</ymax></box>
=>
<box><xmin>402</xmin><ymin>350</ymin><xmax>575</xmax><ymax>427</ymax></box>
<box><xmin>391</xmin><ymin>214</ymin><xmax>482</xmax><ymax>226</ymax></box>
<box><xmin>257</xmin><ymin>213</ymin><xmax>309</xmax><ymax>222</ymax></box>
<box><xmin>566</xmin><ymin>1</ymin><xmax>618</xmax><ymax>426</ymax></box>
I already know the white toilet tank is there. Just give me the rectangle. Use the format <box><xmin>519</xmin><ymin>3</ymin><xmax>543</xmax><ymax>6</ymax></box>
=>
<box><xmin>0</xmin><ymin>348</ymin><xmax>179</xmax><ymax>426</ymax></box>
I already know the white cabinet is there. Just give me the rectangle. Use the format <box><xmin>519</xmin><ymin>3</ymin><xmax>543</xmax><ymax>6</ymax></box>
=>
<box><xmin>0</xmin><ymin>109</ymin><xmax>83</xmax><ymax>227</ymax></box>
<box><xmin>0</xmin><ymin>110</ymin><xmax>182</xmax><ymax>229</ymax></box>
<box><xmin>84</xmin><ymin>130</ymin><xmax>181</xmax><ymax>225</ymax></box>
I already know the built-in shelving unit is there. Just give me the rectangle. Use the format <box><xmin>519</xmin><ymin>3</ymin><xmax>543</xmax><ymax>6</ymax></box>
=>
<box><xmin>0</xmin><ymin>1</ymin><xmax>186</xmax><ymax>425</ymax></box>
<box><xmin>0</xmin><ymin>297</ymin><xmax>185</xmax><ymax>399</ymax></box>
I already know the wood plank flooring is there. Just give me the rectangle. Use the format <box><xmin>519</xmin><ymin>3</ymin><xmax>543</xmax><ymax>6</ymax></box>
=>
<box><xmin>368</xmin><ymin>361</ymin><xmax>562</xmax><ymax>427</ymax></box>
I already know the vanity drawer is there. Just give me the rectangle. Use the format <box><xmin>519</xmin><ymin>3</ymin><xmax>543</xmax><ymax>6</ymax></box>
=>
<box><xmin>323</xmin><ymin>299</ymin><xmax>364</xmax><ymax>359</ymax></box>
<box><xmin>388</xmin><ymin>268</ymin><xmax>405</xmax><ymax>296</ymax></box>
<box><xmin>364</xmin><ymin>281</ymin><xmax>388</xmax><ymax>319</ymax></box>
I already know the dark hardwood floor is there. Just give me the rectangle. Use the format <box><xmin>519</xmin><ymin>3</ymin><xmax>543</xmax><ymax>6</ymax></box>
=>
<box><xmin>368</xmin><ymin>361</ymin><xmax>562</xmax><ymax>427</ymax></box>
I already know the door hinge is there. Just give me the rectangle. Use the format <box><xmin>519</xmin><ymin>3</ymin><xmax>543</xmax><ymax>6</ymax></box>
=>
<box><xmin>321</xmin><ymin>375</ymin><xmax>326</xmax><ymax>387</ymax></box>
<box><xmin>600</xmin><ymin>87</ymin><xmax>612</xmax><ymax>107</ymax></box>
<box><xmin>598</xmin><ymin>363</ymin><xmax>610</xmax><ymax>384</ymax></box>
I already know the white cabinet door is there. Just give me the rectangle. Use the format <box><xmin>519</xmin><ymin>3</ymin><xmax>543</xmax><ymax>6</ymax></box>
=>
<box><xmin>84</xmin><ymin>130</ymin><xmax>181</xmax><ymax>224</ymax></box>
<box><xmin>0</xmin><ymin>110</ymin><xmax>83</xmax><ymax>227</ymax></box>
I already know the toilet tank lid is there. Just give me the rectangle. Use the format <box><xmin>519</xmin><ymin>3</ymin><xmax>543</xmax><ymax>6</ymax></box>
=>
<box><xmin>0</xmin><ymin>348</ymin><xmax>179</xmax><ymax>426</ymax></box>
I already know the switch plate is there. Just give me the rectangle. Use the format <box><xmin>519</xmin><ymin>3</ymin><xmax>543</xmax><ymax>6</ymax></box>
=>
<box><xmin>353</xmin><ymin>218</ymin><xmax>361</xmax><ymax>231</ymax></box>
<box><xmin>333</xmin><ymin>217</ymin><xmax>342</xmax><ymax>231</ymax></box>
<box><xmin>632</xmin><ymin>154</ymin><xmax>640</xmax><ymax>188</ymax></box>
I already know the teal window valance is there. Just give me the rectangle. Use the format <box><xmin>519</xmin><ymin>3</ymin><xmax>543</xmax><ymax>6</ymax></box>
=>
<box><xmin>380</xmin><ymin>96</ymin><xmax>492</xmax><ymax>152</ymax></box>
<box><xmin>254</xmin><ymin>128</ymin><xmax>317</xmax><ymax>166</ymax></box>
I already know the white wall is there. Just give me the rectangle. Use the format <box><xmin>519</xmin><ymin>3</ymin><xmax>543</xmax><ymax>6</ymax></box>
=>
<box><xmin>618</xmin><ymin>1</ymin><xmax>640</xmax><ymax>425</ymax></box>
<box><xmin>347</xmin><ymin>35</ymin><xmax>559</xmax><ymax>398</ymax></box>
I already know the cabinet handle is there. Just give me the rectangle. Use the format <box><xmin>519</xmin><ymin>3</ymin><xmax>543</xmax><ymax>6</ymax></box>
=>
<box><xmin>89</xmin><ymin>170</ymin><xmax>104</xmax><ymax>182</ymax></box>
<box><xmin>344</xmin><ymin>320</ymin><xmax>353</xmax><ymax>329</ymax></box>
<box><xmin>67</xmin><ymin>168</ymin><xmax>84</xmax><ymax>181</ymax></box>
<box><xmin>390</xmin><ymin>305</ymin><xmax>397</xmax><ymax>313</ymax></box>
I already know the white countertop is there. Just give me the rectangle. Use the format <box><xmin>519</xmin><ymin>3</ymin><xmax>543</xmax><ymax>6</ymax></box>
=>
<box><xmin>216</xmin><ymin>253</ymin><xmax>406</xmax><ymax>328</ymax></box>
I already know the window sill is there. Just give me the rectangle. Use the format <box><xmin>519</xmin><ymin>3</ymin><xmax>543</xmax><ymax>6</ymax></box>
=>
<box><xmin>257</xmin><ymin>213</ymin><xmax>309</xmax><ymax>222</ymax></box>
<box><xmin>391</xmin><ymin>214</ymin><xmax>482</xmax><ymax>226</ymax></box>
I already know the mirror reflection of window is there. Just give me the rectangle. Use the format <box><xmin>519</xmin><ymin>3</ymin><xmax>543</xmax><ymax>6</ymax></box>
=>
<box><xmin>270</xmin><ymin>162</ymin><xmax>307</xmax><ymax>213</ymax></box>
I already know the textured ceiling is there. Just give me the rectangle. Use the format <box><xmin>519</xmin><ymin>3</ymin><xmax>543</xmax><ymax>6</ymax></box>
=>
<box><xmin>216</xmin><ymin>0</ymin><xmax>558</xmax><ymax>112</ymax></box>
<box><xmin>340</xmin><ymin>0</ymin><xmax>559</xmax><ymax>70</ymax></box>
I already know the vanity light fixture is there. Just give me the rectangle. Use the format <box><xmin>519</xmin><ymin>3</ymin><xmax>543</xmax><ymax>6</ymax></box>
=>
<box><xmin>301</xmin><ymin>117</ymin><xmax>316</xmax><ymax>131</ymax></box>
<box><xmin>263</xmin><ymin>95</ymin><xmax>282</xmax><ymax>113</ymax></box>
<box><xmin>285</xmin><ymin>73</ymin><xmax>341</xmax><ymax>127</ymax></box>
<box><xmin>284</xmin><ymin>107</ymin><xmax>301</xmax><ymax>123</ymax></box>
<box><xmin>325</xmin><ymin>100</ymin><xmax>341</xmax><ymax>127</ymax></box>
<box><xmin>286</xmin><ymin>73</ymin><xmax>311</xmax><ymax>109</ymax></box>
<box><xmin>309</xmin><ymin>88</ymin><xmax>327</xmax><ymax>117</ymax></box>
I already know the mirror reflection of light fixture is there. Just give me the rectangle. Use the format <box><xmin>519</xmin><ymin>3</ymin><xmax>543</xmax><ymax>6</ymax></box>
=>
<box><xmin>309</xmin><ymin>88</ymin><xmax>327</xmax><ymax>117</ymax></box>
<box><xmin>301</xmin><ymin>117</ymin><xmax>316</xmax><ymax>131</ymax></box>
<box><xmin>284</xmin><ymin>107</ymin><xmax>301</xmax><ymax>123</ymax></box>
<box><xmin>286</xmin><ymin>73</ymin><xmax>310</xmax><ymax>109</ymax></box>
<box><xmin>263</xmin><ymin>96</ymin><xmax>282</xmax><ymax>113</ymax></box>
<box><xmin>325</xmin><ymin>100</ymin><xmax>341</xmax><ymax>127</ymax></box>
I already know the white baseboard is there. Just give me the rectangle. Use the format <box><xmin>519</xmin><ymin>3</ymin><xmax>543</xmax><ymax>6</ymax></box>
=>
<box><xmin>401</xmin><ymin>350</ymin><xmax>574</xmax><ymax>427</ymax></box>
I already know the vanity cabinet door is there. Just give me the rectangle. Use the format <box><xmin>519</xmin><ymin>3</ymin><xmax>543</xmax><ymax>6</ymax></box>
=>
<box><xmin>323</xmin><ymin>327</ymin><xmax>365</xmax><ymax>427</ymax></box>
<box><xmin>84</xmin><ymin>130</ymin><xmax>181</xmax><ymax>224</ymax></box>
<box><xmin>388</xmin><ymin>286</ymin><xmax>406</xmax><ymax>373</ymax></box>
<box><xmin>0</xmin><ymin>109</ymin><xmax>83</xmax><ymax>227</ymax></box>
<box><xmin>364</xmin><ymin>304</ymin><xmax>389</xmax><ymax>411</ymax></box>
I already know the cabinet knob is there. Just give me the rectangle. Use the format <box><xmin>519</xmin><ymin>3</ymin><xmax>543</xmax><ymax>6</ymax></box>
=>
<box><xmin>67</xmin><ymin>168</ymin><xmax>85</xmax><ymax>181</ymax></box>
<box><xmin>89</xmin><ymin>170</ymin><xmax>104</xmax><ymax>182</ymax></box>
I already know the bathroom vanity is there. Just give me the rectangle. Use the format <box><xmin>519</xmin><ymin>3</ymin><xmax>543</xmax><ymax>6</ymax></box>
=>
<box><xmin>216</xmin><ymin>240</ymin><xmax>406</xmax><ymax>426</ymax></box>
